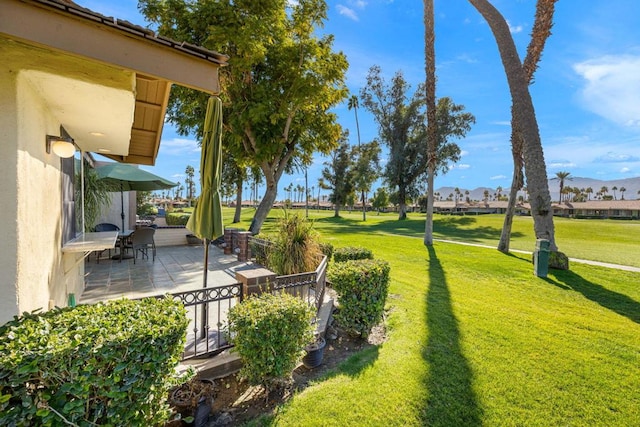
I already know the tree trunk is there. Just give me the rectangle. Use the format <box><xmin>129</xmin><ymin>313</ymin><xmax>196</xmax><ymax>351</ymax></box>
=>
<box><xmin>249</xmin><ymin>167</ymin><xmax>280</xmax><ymax>235</ymax></box>
<box><xmin>398</xmin><ymin>186</ymin><xmax>407</xmax><ymax>220</ymax></box>
<box><xmin>424</xmin><ymin>165</ymin><xmax>435</xmax><ymax>245</ymax></box>
<box><xmin>423</xmin><ymin>0</ymin><xmax>437</xmax><ymax>246</ymax></box>
<box><xmin>362</xmin><ymin>191</ymin><xmax>366</xmax><ymax>221</ymax></box>
<box><xmin>498</xmin><ymin>160</ymin><xmax>521</xmax><ymax>252</ymax></box>
<box><xmin>469</xmin><ymin>0</ymin><xmax>557</xmax><ymax>251</ymax></box>
<box><xmin>233</xmin><ymin>175</ymin><xmax>243</xmax><ymax>223</ymax></box>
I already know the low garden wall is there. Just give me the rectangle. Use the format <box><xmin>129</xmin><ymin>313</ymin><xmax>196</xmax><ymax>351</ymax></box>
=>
<box><xmin>153</xmin><ymin>226</ymin><xmax>190</xmax><ymax>247</ymax></box>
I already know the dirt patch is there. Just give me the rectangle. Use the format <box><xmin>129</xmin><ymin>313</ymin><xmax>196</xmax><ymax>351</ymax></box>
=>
<box><xmin>201</xmin><ymin>323</ymin><xmax>387</xmax><ymax>426</ymax></box>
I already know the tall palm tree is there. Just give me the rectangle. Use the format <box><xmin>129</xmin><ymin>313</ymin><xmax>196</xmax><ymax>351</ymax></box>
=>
<box><xmin>469</xmin><ymin>0</ymin><xmax>558</xmax><ymax>252</ymax></box>
<box><xmin>348</xmin><ymin>95</ymin><xmax>367</xmax><ymax>220</ymax></box>
<box><xmin>423</xmin><ymin>0</ymin><xmax>437</xmax><ymax>246</ymax></box>
<box><xmin>586</xmin><ymin>187</ymin><xmax>593</xmax><ymax>200</ymax></box>
<box><xmin>619</xmin><ymin>186</ymin><xmax>626</xmax><ymax>200</ymax></box>
<box><xmin>600</xmin><ymin>186</ymin><xmax>609</xmax><ymax>198</ymax></box>
<box><xmin>612</xmin><ymin>186</ymin><xmax>618</xmax><ymax>200</ymax></box>
<box><xmin>553</xmin><ymin>171</ymin><xmax>572</xmax><ymax>203</ymax></box>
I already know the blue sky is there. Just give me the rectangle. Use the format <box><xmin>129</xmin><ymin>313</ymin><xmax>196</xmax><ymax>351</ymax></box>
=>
<box><xmin>84</xmin><ymin>0</ymin><xmax>640</xmax><ymax>200</ymax></box>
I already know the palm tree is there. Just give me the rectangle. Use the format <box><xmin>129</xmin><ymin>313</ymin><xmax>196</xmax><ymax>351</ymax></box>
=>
<box><xmin>498</xmin><ymin>0</ymin><xmax>557</xmax><ymax>254</ymax></box>
<box><xmin>585</xmin><ymin>187</ymin><xmax>593</xmax><ymax>200</ymax></box>
<box><xmin>619</xmin><ymin>186</ymin><xmax>626</xmax><ymax>200</ymax></box>
<box><xmin>600</xmin><ymin>186</ymin><xmax>609</xmax><ymax>199</ymax></box>
<box><xmin>612</xmin><ymin>186</ymin><xmax>618</xmax><ymax>200</ymax></box>
<box><xmin>423</xmin><ymin>0</ymin><xmax>437</xmax><ymax>246</ymax></box>
<box><xmin>552</xmin><ymin>171</ymin><xmax>572</xmax><ymax>203</ymax></box>
<box><xmin>470</xmin><ymin>0</ymin><xmax>558</xmax><ymax>252</ymax></box>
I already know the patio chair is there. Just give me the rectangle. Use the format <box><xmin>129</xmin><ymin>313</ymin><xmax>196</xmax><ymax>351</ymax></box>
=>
<box><xmin>128</xmin><ymin>227</ymin><xmax>156</xmax><ymax>264</ymax></box>
<box><xmin>93</xmin><ymin>223</ymin><xmax>120</xmax><ymax>263</ymax></box>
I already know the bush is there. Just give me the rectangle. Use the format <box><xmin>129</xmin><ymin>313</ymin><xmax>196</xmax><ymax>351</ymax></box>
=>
<box><xmin>333</xmin><ymin>246</ymin><xmax>374</xmax><ymax>263</ymax></box>
<box><xmin>328</xmin><ymin>259</ymin><xmax>391</xmax><ymax>337</ymax></box>
<box><xmin>228</xmin><ymin>293</ymin><xmax>314</xmax><ymax>390</ymax></box>
<box><xmin>318</xmin><ymin>242</ymin><xmax>334</xmax><ymax>260</ymax></box>
<box><xmin>166</xmin><ymin>212</ymin><xmax>191</xmax><ymax>226</ymax></box>
<box><xmin>0</xmin><ymin>297</ymin><xmax>188</xmax><ymax>426</ymax></box>
<box><xmin>267</xmin><ymin>213</ymin><xmax>322</xmax><ymax>275</ymax></box>
<box><xmin>137</xmin><ymin>202</ymin><xmax>158</xmax><ymax>216</ymax></box>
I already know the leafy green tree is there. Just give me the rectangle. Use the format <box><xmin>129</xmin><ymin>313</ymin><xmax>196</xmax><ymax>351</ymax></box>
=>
<box><xmin>371</xmin><ymin>187</ymin><xmax>390</xmax><ymax>214</ymax></box>
<box><xmin>319</xmin><ymin>136</ymin><xmax>354</xmax><ymax>217</ymax></box>
<box><xmin>352</xmin><ymin>141</ymin><xmax>381</xmax><ymax>221</ymax></box>
<box><xmin>361</xmin><ymin>66</ymin><xmax>473</xmax><ymax>221</ymax></box>
<box><xmin>139</xmin><ymin>0</ymin><xmax>348</xmax><ymax>235</ymax></box>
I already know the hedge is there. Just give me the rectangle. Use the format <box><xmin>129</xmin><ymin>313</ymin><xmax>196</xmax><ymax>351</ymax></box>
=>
<box><xmin>327</xmin><ymin>259</ymin><xmax>391</xmax><ymax>337</ymax></box>
<box><xmin>166</xmin><ymin>212</ymin><xmax>191</xmax><ymax>226</ymax></box>
<box><xmin>0</xmin><ymin>297</ymin><xmax>188</xmax><ymax>426</ymax></box>
<box><xmin>228</xmin><ymin>293</ymin><xmax>314</xmax><ymax>390</ymax></box>
<box><xmin>333</xmin><ymin>246</ymin><xmax>374</xmax><ymax>263</ymax></box>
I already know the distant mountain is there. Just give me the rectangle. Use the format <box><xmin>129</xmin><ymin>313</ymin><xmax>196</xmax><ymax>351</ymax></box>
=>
<box><xmin>436</xmin><ymin>176</ymin><xmax>640</xmax><ymax>202</ymax></box>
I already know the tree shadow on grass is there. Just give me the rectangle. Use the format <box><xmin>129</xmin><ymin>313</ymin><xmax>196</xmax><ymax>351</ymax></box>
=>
<box><xmin>545</xmin><ymin>269</ymin><xmax>640</xmax><ymax>324</ymax></box>
<box><xmin>422</xmin><ymin>245</ymin><xmax>482</xmax><ymax>426</ymax></box>
<box><xmin>313</xmin><ymin>215</ymin><xmax>524</xmax><ymax>243</ymax></box>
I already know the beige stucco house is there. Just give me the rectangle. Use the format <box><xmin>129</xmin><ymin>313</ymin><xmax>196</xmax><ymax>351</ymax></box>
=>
<box><xmin>0</xmin><ymin>0</ymin><xmax>227</xmax><ymax>324</ymax></box>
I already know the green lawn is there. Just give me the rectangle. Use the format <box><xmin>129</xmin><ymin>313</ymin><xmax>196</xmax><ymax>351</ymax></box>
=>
<box><xmin>224</xmin><ymin>208</ymin><xmax>640</xmax><ymax>426</ymax></box>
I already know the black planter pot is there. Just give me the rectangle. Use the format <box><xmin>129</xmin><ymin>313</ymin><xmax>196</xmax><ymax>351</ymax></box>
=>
<box><xmin>302</xmin><ymin>336</ymin><xmax>326</xmax><ymax>369</ymax></box>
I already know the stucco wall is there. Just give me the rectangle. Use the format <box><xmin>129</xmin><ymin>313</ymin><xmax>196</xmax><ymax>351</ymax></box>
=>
<box><xmin>12</xmin><ymin>72</ymin><xmax>84</xmax><ymax>322</ymax></box>
<box><xmin>0</xmin><ymin>61</ymin><xmax>19</xmax><ymax>323</ymax></box>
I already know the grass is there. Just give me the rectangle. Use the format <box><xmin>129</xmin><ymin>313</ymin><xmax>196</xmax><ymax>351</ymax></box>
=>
<box><xmin>223</xmin><ymin>208</ymin><xmax>640</xmax><ymax>426</ymax></box>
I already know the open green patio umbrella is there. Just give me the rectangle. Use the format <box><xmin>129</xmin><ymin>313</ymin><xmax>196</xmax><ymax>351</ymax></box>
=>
<box><xmin>186</xmin><ymin>96</ymin><xmax>224</xmax><ymax>290</ymax></box>
<box><xmin>96</xmin><ymin>162</ymin><xmax>177</xmax><ymax>231</ymax></box>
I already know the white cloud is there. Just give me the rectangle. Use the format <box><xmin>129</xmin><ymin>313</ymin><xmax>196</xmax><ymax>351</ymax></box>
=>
<box><xmin>337</xmin><ymin>5</ymin><xmax>359</xmax><ymax>21</ymax></box>
<box><xmin>456</xmin><ymin>164</ymin><xmax>471</xmax><ymax>170</ymax></box>
<box><xmin>491</xmin><ymin>120</ymin><xmax>511</xmax><ymax>126</ymax></box>
<box><xmin>490</xmin><ymin>175</ymin><xmax>507</xmax><ymax>180</ymax></box>
<box><xmin>350</xmin><ymin>0</ymin><xmax>367</xmax><ymax>8</ymax></box>
<box><xmin>620</xmin><ymin>167</ymin><xmax>631</xmax><ymax>173</ymax></box>
<box><xmin>460</xmin><ymin>150</ymin><xmax>469</xmax><ymax>157</ymax></box>
<box><xmin>573</xmin><ymin>54</ymin><xmax>640</xmax><ymax>128</ymax></box>
<box><xmin>548</xmin><ymin>161</ymin><xmax>577</xmax><ymax>169</ymax></box>
<box><xmin>507</xmin><ymin>20</ymin><xmax>523</xmax><ymax>34</ymax></box>
<box><xmin>160</xmin><ymin>138</ymin><xmax>200</xmax><ymax>155</ymax></box>
<box><xmin>595</xmin><ymin>152</ymin><xmax>639</xmax><ymax>163</ymax></box>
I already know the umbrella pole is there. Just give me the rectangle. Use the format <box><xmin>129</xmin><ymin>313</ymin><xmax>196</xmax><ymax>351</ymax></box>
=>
<box><xmin>201</xmin><ymin>239</ymin><xmax>209</xmax><ymax>339</ymax></box>
<box><xmin>120</xmin><ymin>183</ymin><xmax>125</xmax><ymax>232</ymax></box>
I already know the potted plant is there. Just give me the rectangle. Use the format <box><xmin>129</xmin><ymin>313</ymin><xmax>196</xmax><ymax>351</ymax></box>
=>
<box><xmin>302</xmin><ymin>334</ymin><xmax>326</xmax><ymax>369</ymax></box>
<box><xmin>167</xmin><ymin>377</ymin><xmax>215</xmax><ymax>426</ymax></box>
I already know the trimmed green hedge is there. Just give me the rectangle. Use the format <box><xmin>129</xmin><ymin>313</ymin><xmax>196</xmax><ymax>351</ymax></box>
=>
<box><xmin>0</xmin><ymin>297</ymin><xmax>188</xmax><ymax>426</ymax></box>
<box><xmin>333</xmin><ymin>246</ymin><xmax>374</xmax><ymax>263</ymax></box>
<box><xmin>228</xmin><ymin>293</ymin><xmax>314</xmax><ymax>390</ymax></box>
<box><xmin>166</xmin><ymin>212</ymin><xmax>191</xmax><ymax>226</ymax></box>
<box><xmin>328</xmin><ymin>259</ymin><xmax>391</xmax><ymax>337</ymax></box>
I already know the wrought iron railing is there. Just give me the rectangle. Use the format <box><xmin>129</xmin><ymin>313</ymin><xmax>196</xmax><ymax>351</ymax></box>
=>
<box><xmin>148</xmin><ymin>255</ymin><xmax>328</xmax><ymax>360</ymax></box>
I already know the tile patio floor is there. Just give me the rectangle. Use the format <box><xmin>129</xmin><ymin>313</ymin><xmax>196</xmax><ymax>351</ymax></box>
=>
<box><xmin>80</xmin><ymin>244</ymin><xmax>252</xmax><ymax>304</ymax></box>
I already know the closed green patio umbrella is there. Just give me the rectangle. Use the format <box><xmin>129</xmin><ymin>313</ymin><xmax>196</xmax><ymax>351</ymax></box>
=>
<box><xmin>186</xmin><ymin>96</ymin><xmax>224</xmax><ymax>290</ymax></box>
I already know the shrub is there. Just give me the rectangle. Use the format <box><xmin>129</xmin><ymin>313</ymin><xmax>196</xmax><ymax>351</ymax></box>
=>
<box><xmin>0</xmin><ymin>297</ymin><xmax>188</xmax><ymax>426</ymax></box>
<box><xmin>166</xmin><ymin>212</ymin><xmax>190</xmax><ymax>226</ymax></box>
<box><xmin>333</xmin><ymin>246</ymin><xmax>374</xmax><ymax>263</ymax></box>
<box><xmin>267</xmin><ymin>213</ymin><xmax>322</xmax><ymax>275</ymax></box>
<box><xmin>228</xmin><ymin>293</ymin><xmax>314</xmax><ymax>390</ymax></box>
<box><xmin>328</xmin><ymin>259</ymin><xmax>391</xmax><ymax>337</ymax></box>
<box><xmin>318</xmin><ymin>242</ymin><xmax>334</xmax><ymax>260</ymax></box>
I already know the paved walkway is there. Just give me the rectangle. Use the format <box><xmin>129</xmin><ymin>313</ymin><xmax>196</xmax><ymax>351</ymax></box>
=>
<box><xmin>81</xmin><ymin>244</ymin><xmax>252</xmax><ymax>304</ymax></box>
<box><xmin>434</xmin><ymin>238</ymin><xmax>640</xmax><ymax>273</ymax></box>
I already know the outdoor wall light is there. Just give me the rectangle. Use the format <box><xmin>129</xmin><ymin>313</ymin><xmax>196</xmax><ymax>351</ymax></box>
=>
<box><xmin>46</xmin><ymin>135</ymin><xmax>76</xmax><ymax>158</ymax></box>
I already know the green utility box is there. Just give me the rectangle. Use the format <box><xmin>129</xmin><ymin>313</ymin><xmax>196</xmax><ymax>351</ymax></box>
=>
<box><xmin>534</xmin><ymin>239</ymin><xmax>550</xmax><ymax>278</ymax></box>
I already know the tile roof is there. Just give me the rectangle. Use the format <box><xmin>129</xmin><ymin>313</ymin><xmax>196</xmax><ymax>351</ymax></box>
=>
<box><xmin>32</xmin><ymin>0</ymin><xmax>228</xmax><ymax>65</ymax></box>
